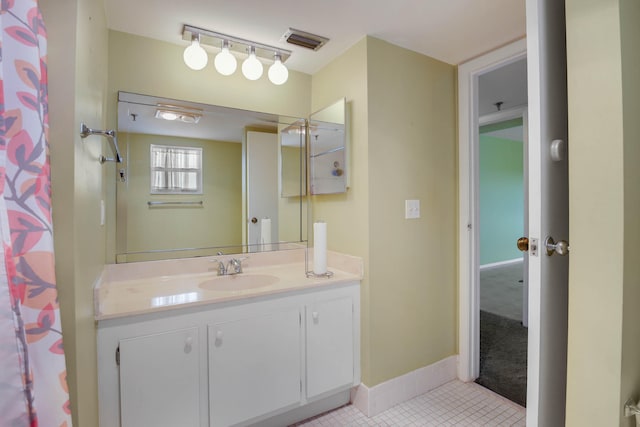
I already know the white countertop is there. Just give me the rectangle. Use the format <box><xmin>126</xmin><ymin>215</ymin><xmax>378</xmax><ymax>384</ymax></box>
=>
<box><xmin>95</xmin><ymin>249</ymin><xmax>363</xmax><ymax>320</ymax></box>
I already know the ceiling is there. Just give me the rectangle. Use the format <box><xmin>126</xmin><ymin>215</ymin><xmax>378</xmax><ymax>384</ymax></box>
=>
<box><xmin>104</xmin><ymin>0</ymin><xmax>526</xmax><ymax>75</ymax></box>
<box><xmin>478</xmin><ymin>58</ymin><xmax>528</xmax><ymax>116</ymax></box>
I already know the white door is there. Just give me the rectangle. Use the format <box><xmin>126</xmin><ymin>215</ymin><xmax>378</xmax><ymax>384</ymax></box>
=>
<box><xmin>525</xmin><ymin>0</ymin><xmax>569</xmax><ymax>424</ymax></box>
<box><xmin>246</xmin><ymin>131</ymin><xmax>279</xmax><ymax>252</ymax></box>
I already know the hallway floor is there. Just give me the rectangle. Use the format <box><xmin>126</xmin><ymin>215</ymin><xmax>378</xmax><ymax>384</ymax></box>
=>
<box><xmin>293</xmin><ymin>380</ymin><xmax>526</xmax><ymax>426</ymax></box>
<box><xmin>480</xmin><ymin>262</ymin><xmax>524</xmax><ymax>322</ymax></box>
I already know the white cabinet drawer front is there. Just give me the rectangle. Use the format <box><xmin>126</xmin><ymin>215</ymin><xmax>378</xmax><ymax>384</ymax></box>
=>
<box><xmin>119</xmin><ymin>327</ymin><xmax>201</xmax><ymax>427</ymax></box>
<box><xmin>209</xmin><ymin>308</ymin><xmax>302</xmax><ymax>426</ymax></box>
<box><xmin>306</xmin><ymin>296</ymin><xmax>354</xmax><ymax>399</ymax></box>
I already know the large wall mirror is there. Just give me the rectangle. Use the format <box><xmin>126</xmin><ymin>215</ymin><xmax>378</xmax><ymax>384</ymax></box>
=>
<box><xmin>115</xmin><ymin>92</ymin><xmax>308</xmax><ymax>263</ymax></box>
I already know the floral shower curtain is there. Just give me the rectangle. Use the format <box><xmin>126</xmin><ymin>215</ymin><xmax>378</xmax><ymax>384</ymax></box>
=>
<box><xmin>0</xmin><ymin>0</ymin><xmax>72</xmax><ymax>426</ymax></box>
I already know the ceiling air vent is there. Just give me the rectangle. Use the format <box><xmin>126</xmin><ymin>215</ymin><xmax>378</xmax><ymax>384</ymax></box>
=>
<box><xmin>283</xmin><ymin>28</ymin><xmax>329</xmax><ymax>51</ymax></box>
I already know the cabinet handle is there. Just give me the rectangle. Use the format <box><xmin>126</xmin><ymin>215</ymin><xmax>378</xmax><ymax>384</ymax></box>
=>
<box><xmin>184</xmin><ymin>336</ymin><xmax>193</xmax><ymax>354</ymax></box>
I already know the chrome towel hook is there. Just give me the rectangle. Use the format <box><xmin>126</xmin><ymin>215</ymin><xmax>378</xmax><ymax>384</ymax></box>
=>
<box><xmin>80</xmin><ymin>123</ymin><xmax>124</xmax><ymax>164</ymax></box>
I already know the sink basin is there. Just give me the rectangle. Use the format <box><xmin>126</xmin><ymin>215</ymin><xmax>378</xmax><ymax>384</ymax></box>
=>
<box><xmin>198</xmin><ymin>274</ymin><xmax>279</xmax><ymax>291</ymax></box>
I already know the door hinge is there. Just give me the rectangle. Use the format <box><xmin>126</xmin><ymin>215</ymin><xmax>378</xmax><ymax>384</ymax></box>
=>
<box><xmin>115</xmin><ymin>346</ymin><xmax>120</xmax><ymax>366</ymax></box>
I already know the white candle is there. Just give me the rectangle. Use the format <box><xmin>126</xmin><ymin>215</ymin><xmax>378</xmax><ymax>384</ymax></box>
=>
<box><xmin>313</xmin><ymin>221</ymin><xmax>327</xmax><ymax>274</ymax></box>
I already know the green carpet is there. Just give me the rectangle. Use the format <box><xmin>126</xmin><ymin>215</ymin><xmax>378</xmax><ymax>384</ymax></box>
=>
<box><xmin>475</xmin><ymin>310</ymin><xmax>528</xmax><ymax>407</ymax></box>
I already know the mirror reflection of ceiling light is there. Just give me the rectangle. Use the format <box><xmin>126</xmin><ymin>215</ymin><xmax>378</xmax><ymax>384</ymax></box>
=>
<box><xmin>182</xmin><ymin>24</ymin><xmax>293</xmax><ymax>85</ymax></box>
<box><xmin>155</xmin><ymin>108</ymin><xmax>202</xmax><ymax>124</ymax></box>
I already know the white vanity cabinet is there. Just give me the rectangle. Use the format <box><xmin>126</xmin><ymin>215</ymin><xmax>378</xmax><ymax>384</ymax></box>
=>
<box><xmin>305</xmin><ymin>296</ymin><xmax>355</xmax><ymax>400</ymax></box>
<box><xmin>208</xmin><ymin>307</ymin><xmax>302</xmax><ymax>426</ymax></box>
<box><xmin>119</xmin><ymin>327</ymin><xmax>203</xmax><ymax>427</ymax></box>
<box><xmin>97</xmin><ymin>281</ymin><xmax>360</xmax><ymax>427</ymax></box>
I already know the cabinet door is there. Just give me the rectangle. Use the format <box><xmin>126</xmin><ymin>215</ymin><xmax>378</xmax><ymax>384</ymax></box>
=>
<box><xmin>209</xmin><ymin>308</ymin><xmax>301</xmax><ymax>426</ymax></box>
<box><xmin>119</xmin><ymin>327</ymin><xmax>202</xmax><ymax>427</ymax></box>
<box><xmin>306</xmin><ymin>297</ymin><xmax>354</xmax><ymax>399</ymax></box>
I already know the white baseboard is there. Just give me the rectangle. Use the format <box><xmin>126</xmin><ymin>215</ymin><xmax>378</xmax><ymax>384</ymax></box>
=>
<box><xmin>351</xmin><ymin>355</ymin><xmax>458</xmax><ymax>417</ymax></box>
<box><xmin>479</xmin><ymin>258</ymin><xmax>523</xmax><ymax>271</ymax></box>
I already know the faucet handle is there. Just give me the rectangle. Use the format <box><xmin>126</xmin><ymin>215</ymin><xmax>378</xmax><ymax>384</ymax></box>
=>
<box><xmin>210</xmin><ymin>258</ymin><xmax>227</xmax><ymax>275</ymax></box>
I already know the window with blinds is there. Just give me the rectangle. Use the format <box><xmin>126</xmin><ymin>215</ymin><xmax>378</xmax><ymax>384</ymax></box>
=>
<box><xmin>150</xmin><ymin>144</ymin><xmax>203</xmax><ymax>194</ymax></box>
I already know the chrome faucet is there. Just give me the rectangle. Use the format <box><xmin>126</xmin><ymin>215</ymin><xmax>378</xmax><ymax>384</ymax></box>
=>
<box><xmin>211</xmin><ymin>256</ymin><xmax>247</xmax><ymax>276</ymax></box>
<box><xmin>228</xmin><ymin>258</ymin><xmax>244</xmax><ymax>274</ymax></box>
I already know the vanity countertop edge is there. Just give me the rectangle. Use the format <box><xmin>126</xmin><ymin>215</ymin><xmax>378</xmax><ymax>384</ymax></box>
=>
<box><xmin>95</xmin><ymin>249</ymin><xmax>363</xmax><ymax>321</ymax></box>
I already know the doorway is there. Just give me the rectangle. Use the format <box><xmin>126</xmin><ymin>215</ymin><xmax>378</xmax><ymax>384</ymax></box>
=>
<box><xmin>476</xmin><ymin>113</ymin><xmax>528</xmax><ymax>406</ymax></box>
<box><xmin>457</xmin><ymin>39</ymin><xmax>527</xmax><ymax>377</ymax></box>
<box><xmin>458</xmin><ymin>3</ymin><xmax>570</xmax><ymax>421</ymax></box>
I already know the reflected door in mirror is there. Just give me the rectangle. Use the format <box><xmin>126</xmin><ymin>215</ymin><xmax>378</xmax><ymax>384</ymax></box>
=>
<box><xmin>247</xmin><ymin>131</ymin><xmax>278</xmax><ymax>252</ymax></box>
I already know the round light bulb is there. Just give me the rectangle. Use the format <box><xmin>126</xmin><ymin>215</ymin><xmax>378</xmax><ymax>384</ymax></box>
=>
<box><xmin>242</xmin><ymin>49</ymin><xmax>263</xmax><ymax>80</ymax></box>
<box><xmin>268</xmin><ymin>56</ymin><xmax>289</xmax><ymax>85</ymax></box>
<box><xmin>183</xmin><ymin>39</ymin><xmax>208</xmax><ymax>71</ymax></box>
<box><xmin>214</xmin><ymin>46</ymin><xmax>238</xmax><ymax>76</ymax></box>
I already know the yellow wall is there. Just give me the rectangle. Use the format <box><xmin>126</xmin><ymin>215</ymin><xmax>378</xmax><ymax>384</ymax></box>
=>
<box><xmin>367</xmin><ymin>38</ymin><xmax>457</xmax><ymax>384</ymax></box>
<box><xmin>311</xmin><ymin>37</ymin><xmax>457</xmax><ymax>386</ymax></box>
<box><xmin>566</xmin><ymin>0</ymin><xmax>640</xmax><ymax>425</ymax></box>
<box><xmin>620</xmin><ymin>0</ymin><xmax>640</xmax><ymax>423</ymax></box>
<box><xmin>311</xmin><ymin>38</ymin><xmax>372</xmax><ymax>381</ymax></box>
<box><xmin>41</xmin><ymin>0</ymin><xmax>108</xmax><ymax>424</ymax></box>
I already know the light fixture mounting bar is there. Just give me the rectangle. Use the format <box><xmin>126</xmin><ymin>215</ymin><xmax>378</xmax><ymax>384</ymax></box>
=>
<box><xmin>182</xmin><ymin>25</ymin><xmax>292</xmax><ymax>63</ymax></box>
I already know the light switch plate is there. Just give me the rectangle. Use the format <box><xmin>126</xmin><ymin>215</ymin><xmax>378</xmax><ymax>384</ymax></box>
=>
<box><xmin>405</xmin><ymin>199</ymin><xmax>420</xmax><ymax>219</ymax></box>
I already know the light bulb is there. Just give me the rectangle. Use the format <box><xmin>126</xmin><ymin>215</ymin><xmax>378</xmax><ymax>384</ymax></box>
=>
<box><xmin>183</xmin><ymin>37</ymin><xmax>208</xmax><ymax>71</ymax></box>
<box><xmin>268</xmin><ymin>55</ymin><xmax>289</xmax><ymax>85</ymax></box>
<box><xmin>214</xmin><ymin>44</ymin><xmax>237</xmax><ymax>76</ymax></box>
<box><xmin>159</xmin><ymin>111</ymin><xmax>178</xmax><ymax>121</ymax></box>
<box><xmin>242</xmin><ymin>47</ymin><xmax>263</xmax><ymax>80</ymax></box>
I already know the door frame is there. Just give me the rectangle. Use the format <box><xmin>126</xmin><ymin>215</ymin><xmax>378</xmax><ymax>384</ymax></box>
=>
<box><xmin>457</xmin><ymin>38</ymin><xmax>527</xmax><ymax>382</ymax></box>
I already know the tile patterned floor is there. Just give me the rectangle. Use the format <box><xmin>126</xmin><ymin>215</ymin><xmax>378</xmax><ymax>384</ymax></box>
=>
<box><xmin>293</xmin><ymin>380</ymin><xmax>526</xmax><ymax>426</ymax></box>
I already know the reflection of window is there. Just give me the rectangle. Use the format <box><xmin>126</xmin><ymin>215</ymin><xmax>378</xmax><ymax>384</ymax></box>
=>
<box><xmin>150</xmin><ymin>144</ymin><xmax>202</xmax><ymax>194</ymax></box>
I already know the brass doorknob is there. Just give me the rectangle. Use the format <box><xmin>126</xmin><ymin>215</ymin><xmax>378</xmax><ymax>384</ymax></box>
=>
<box><xmin>517</xmin><ymin>237</ymin><xmax>529</xmax><ymax>252</ymax></box>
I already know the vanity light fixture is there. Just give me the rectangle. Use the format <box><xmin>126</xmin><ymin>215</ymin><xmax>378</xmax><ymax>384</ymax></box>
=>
<box><xmin>183</xmin><ymin>33</ymin><xmax>208</xmax><ymax>70</ymax></box>
<box><xmin>268</xmin><ymin>53</ymin><xmax>289</xmax><ymax>85</ymax></box>
<box><xmin>182</xmin><ymin>25</ymin><xmax>292</xmax><ymax>85</ymax></box>
<box><xmin>214</xmin><ymin>40</ymin><xmax>237</xmax><ymax>76</ymax></box>
<box><xmin>241</xmin><ymin>46</ymin><xmax>263</xmax><ymax>80</ymax></box>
